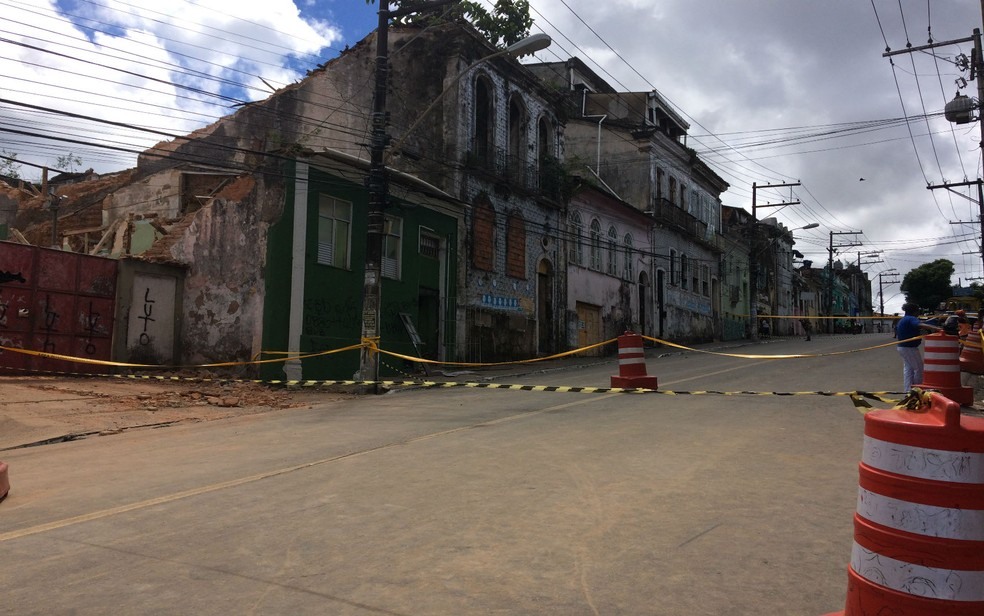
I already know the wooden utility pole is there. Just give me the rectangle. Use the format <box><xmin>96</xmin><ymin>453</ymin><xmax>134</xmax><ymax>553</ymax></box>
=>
<box><xmin>749</xmin><ymin>181</ymin><xmax>801</xmax><ymax>340</ymax></box>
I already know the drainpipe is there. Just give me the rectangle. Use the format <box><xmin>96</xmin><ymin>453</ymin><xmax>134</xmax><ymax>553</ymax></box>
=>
<box><xmin>582</xmin><ymin>114</ymin><xmax>607</xmax><ymax>175</ymax></box>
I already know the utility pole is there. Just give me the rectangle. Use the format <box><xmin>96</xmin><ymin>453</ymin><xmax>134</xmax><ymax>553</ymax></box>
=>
<box><xmin>878</xmin><ymin>269</ymin><xmax>901</xmax><ymax>333</ymax></box>
<box><xmin>749</xmin><ymin>181</ymin><xmax>801</xmax><ymax>340</ymax></box>
<box><xmin>360</xmin><ymin>0</ymin><xmax>458</xmax><ymax>388</ymax></box>
<box><xmin>939</xmin><ymin>180</ymin><xmax>984</xmax><ymax>274</ymax></box>
<box><xmin>878</xmin><ymin>270</ymin><xmax>900</xmax><ymax>316</ymax></box>
<box><xmin>891</xmin><ymin>18</ymin><xmax>984</xmax><ymax>276</ymax></box>
<box><xmin>827</xmin><ymin>230</ymin><xmax>863</xmax><ymax>333</ymax></box>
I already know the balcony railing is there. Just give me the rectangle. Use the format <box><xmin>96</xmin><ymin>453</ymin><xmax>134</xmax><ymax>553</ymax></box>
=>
<box><xmin>465</xmin><ymin>141</ymin><xmax>563</xmax><ymax>199</ymax></box>
<box><xmin>649</xmin><ymin>198</ymin><xmax>722</xmax><ymax>252</ymax></box>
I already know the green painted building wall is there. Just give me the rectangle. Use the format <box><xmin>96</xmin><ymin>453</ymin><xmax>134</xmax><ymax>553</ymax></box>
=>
<box><xmin>262</xmin><ymin>162</ymin><xmax>459</xmax><ymax>380</ymax></box>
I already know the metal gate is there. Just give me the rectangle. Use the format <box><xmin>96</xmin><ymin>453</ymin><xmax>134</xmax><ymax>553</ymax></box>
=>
<box><xmin>0</xmin><ymin>241</ymin><xmax>117</xmax><ymax>374</ymax></box>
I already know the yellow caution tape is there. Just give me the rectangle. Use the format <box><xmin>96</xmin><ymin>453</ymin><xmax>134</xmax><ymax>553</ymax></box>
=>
<box><xmin>641</xmin><ymin>335</ymin><xmax>924</xmax><ymax>360</ymax></box>
<box><xmin>892</xmin><ymin>387</ymin><xmax>934</xmax><ymax>411</ymax></box>
<box><xmin>0</xmin><ymin>343</ymin><xmax>364</xmax><ymax>369</ymax></box>
<box><xmin>376</xmin><ymin>338</ymin><xmax>617</xmax><ymax>367</ymax></box>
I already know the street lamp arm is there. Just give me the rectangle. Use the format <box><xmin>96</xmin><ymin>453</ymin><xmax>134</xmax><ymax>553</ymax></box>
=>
<box><xmin>384</xmin><ymin>33</ymin><xmax>551</xmax><ymax>163</ymax></box>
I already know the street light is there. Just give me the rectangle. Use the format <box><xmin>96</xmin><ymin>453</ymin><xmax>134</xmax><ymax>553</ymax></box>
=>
<box><xmin>359</xmin><ymin>17</ymin><xmax>552</xmax><ymax>386</ymax></box>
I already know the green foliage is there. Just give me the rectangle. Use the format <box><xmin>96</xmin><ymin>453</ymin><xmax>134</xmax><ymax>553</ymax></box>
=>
<box><xmin>365</xmin><ymin>0</ymin><xmax>532</xmax><ymax>47</ymax></box>
<box><xmin>900</xmin><ymin>258</ymin><xmax>954</xmax><ymax>310</ymax></box>
<box><xmin>56</xmin><ymin>152</ymin><xmax>82</xmax><ymax>173</ymax></box>
<box><xmin>0</xmin><ymin>149</ymin><xmax>21</xmax><ymax>180</ymax></box>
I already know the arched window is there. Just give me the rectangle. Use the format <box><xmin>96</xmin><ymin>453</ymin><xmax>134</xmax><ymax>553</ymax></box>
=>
<box><xmin>669</xmin><ymin>248</ymin><xmax>677</xmax><ymax>285</ymax></box>
<box><xmin>590</xmin><ymin>219</ymin><xmax>602</xmax><ymax>270</ymax></box>
<box><xmin>537</xmin><ymin>116</ymin><xmax>555</xmax><ymax>193</ymax></box>
<box><xmin>508</xmin><ymin>95</ymin><xmax>527</xmax><ymax>183</ymax></box>
<box><xmin>473</xmin><ymin>76</ymin><xmax>494</xmax><ymax>167</ymax></box>
<box><xmin>537</xmin><ymin>116</ymin><xmax>553</xmax><ymax>162</ymax></box>
<box><xmin>680</xmin><ymin>253</ymin><xmax>689</xmax><ymax>289</ymax></box>
<box><xmin>506</xmin><ymin>211</ymin><xmax>526</xmax><ymax>279</ymax></box>
<box><xmin>669</xmin><ymin>177</ymin><xmax>677</xmax><ymax>206</ymax></box>
<box><xmin>623</xmin><ymin>233</ymin><xmax>633</xmax><ymax>279</ymax></box>
<box><xmin>471</xmin><ymin>197</ymin><xmax>496</xmax><ymax>271</ymax></box>
<box><xmin>568</xmin><ymin>211</ymin><xmax>583</xmax><ymax>265</ymax></box>
<box><xmin>607</xmin><ymin>225</ymin><xmax>618</xmax><ymax>275</ymax></box>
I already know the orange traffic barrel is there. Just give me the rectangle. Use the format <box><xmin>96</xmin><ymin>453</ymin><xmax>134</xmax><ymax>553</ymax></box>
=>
<box><xmin>916</xmin><ymin>332</ymin><xmax>973</xmax><ymax>406</ymax></box>
<box><xmin>959</xmin><ymin>329</ymin><xmax>984</xmax><ymax>375</ymax></box>
<box><xmin>610</xmin><ymin>331</ymin><xmax>657</xmax><ymax>389</ymax></box>
<box><xmin>0</xmin><ymin>460</ymin><xmax>9</xmax><ymax>503</ymax></box>
<box><xmin>825</xmin><ymin>392</ymin><xmax>984</xmax><ymax>615</ymax></box>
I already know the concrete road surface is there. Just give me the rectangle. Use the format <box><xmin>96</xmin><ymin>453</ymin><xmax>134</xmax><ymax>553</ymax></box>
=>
<box><xmin>0</xmin><ymin>334</ymin><xmax>945</xmax><ymax>615</ymax></box>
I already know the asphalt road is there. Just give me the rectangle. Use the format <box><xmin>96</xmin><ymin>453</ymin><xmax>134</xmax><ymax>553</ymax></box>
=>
<box><xmin>0</xmin><ymin>334</ymin><xmax>918</xmax><ymax>615</ymax></box>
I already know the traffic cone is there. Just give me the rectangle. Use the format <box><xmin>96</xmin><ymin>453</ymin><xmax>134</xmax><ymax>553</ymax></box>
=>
<box><xmin>610</xmin><ymin>331</ymin><xmax>657</xmax><ymax>389</ymax></box>
<box><xmin>916</xmin><ymin>332</ymin><xmax>974</xmax><ymax>406</ymax></box>
<box><xmin>0</xmin><ymin>461</ymin><xmax>9</xmax><ymax>503</ymax></box>
<box><xmin>824</xmin><ymin>392</ymin><xmax>984</xmax><ymax>615</ymax></box>
<box><xmin>959</xmin><ymin>329</ymin><xmax>984</xmax><ymax>375</ymax></box>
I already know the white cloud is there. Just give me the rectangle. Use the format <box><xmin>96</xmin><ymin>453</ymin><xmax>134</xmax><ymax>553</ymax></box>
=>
<box><xmin>524</xmin><ymin>0</ymin><xmax>983</xmax><ymax>300</ymax></box>
<box><xmin>0</xmin><ymin>0</ymin><xmax>337</xmax><ymax>176</ymax></box>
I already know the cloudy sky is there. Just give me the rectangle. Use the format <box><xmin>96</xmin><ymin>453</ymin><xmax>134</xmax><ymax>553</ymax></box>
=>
<box><xmin>1</xmin><ymin>0</ymin><xmax>981</xmax><ymax>311</ymax></box>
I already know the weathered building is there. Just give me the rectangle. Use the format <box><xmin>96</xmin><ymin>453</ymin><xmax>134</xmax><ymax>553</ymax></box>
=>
<box><xmin>565</xmin><ymin>183</ymin><xmax>654</xmax><ymax>353</ymax></box>
<box><xmin>720</xmin><ymin>206</ymin><xmax>752</xmax><ymax>340</ymax></box>
<box><xmin>528</xmin><ymin>58</ymin><xmax>728</xmax><ymax>342</ymax></box>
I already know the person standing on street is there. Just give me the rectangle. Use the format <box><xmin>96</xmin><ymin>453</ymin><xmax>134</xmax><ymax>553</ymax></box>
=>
<box><xmin>800</xmin><ymin>318</ymin><xmax>813</xmax><ymax>341</ymax></box>
<box><xmin>896</xmin><ymin>302</ymin><xmax>942</xmax><ymax>392</ymax></box>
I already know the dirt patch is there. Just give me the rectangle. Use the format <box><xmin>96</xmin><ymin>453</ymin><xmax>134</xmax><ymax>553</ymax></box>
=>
<box><xmin>0</xmin><ymin>375</ymin><xmax>355</xmax><ymax>450</ymax></box>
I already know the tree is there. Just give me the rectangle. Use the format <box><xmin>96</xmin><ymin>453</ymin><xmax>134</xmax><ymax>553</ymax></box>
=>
<box><xmin>0</xmin><ymin>149</ymin><xmax>21</xmax><ymax>180</ymax></box>
<box><xmin>365</xmin><ymin>0</ymin><xmax>533</xmax><ymax>47</ymax></box>
<box><xmin>56</xmin><ymin>152</ymin><xmax>83</xmax><ymax>173</ymax></box>
<box><xmin>900</xmin><ymin>259</ymin><xmax>954</xmax><ymax>311</ymax></box>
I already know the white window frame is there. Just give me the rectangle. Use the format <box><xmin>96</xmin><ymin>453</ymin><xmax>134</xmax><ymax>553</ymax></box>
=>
<box><xmin>623</xmin><ymin>233</ymin><xmax>633</xmax><ymax>279</ymax></box>
<box><xmin>317</xmin><ymin>195</ymin><xmax>352</xmax><ymax>269</ymax></box>
<box><xmin>607</xmin><ymin>225</ymin><xmax>618</xmax><ymax>275</ymax></box>
<box><xmin>568</xmin><ymin>211</ymin><xmax>583</xmax><ymax>265</ymax></box>
<box><xmin>382</xmin><ymin>215</ymin><xmax>403</xmax><ymax>280</ymax></box>
<box><xmin>590</xmin><ymin>218</ymin><xmax>602</xmax><ymax>270</ymax></box>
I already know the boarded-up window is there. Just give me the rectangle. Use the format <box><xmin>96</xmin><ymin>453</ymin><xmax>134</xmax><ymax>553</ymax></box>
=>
<box><xmin>471</xmin><ymin>198</ymin><xmax>496</xmax><ymax>271</ymax></box>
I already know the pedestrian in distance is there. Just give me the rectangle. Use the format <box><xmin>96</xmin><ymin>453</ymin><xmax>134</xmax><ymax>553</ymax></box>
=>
<box><xmin>800</xmin><ymin>318</ymin><xmax>813</xmax><ymax>341</ymax></box>
<box><xmin>896</xmin><ymin>302</ymin><xmax>942</xmax><ymax>392</ymax></box>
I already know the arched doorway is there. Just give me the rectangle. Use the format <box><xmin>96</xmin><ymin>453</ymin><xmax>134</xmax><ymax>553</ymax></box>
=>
<box><xmin>537</xmin><ymin>259</ymin><xmax>554</xmax><ymax>354</ymax></box>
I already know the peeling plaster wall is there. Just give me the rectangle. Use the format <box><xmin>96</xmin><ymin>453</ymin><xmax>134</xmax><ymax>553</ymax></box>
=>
<box><xmin>154</xmin><ymin>177</ymin><xmax>276</xmax><ymax>368</ymax></box>
<box><xmin>103</xmin><ymin>169</ymin><xmax>183</xmax><ymax>227</ymax></box>
<box><xmin>565</xmin><ymin>190</ymin><xmax>651</xmax><ymax>350</ymax></box>
<box><xmin>655</xmin><ymin>226</ymin><xmax>717</xmax><ymax>341</ymax></box>
<box><xmin>450</xmin><ymin>56</ymin><xmax>566</xmax><ymax>360</ymax></box>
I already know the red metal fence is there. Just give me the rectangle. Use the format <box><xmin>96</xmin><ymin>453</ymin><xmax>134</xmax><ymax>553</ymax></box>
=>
<box><xmin>0</xmin><ymin>241</ymin><xmax>117</xmax><ymax>374</ymax></box>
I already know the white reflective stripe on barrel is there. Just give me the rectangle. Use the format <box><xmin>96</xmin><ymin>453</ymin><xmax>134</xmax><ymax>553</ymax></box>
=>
<box><xmin>850</xmin><ymin>542</ymin><xmax>984</xmax><ymax>601</ymax></box>
<box><xmin>618</xmin><ymin>358</ymin><xmax>646</xmax><ymax>365</ymax></box>
<box><xmin>921</xmin><ymin>362</ymin><xmax>961</xmax><ymax>371</ymax></box>
<box><xmin>619</xmin><ymin>346</ymin><xmax>644</xmax><ymax>355</ymax></box>
<box><xmin>862</xmin><ymin>436</ymin><xmax>984</xmax><ymax>484</ymax></box>
<box><xmin>856</xmin><ymin>488</ymin><xmax>984</xmax><ymax>540</ymax></box>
